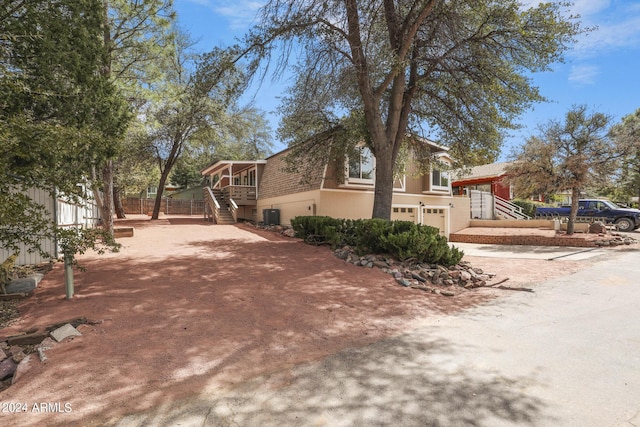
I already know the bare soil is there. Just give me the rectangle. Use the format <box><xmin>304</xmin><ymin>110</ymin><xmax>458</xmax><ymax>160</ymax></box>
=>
<box><xmin>0</xmin><ymin>216</ymin><xmax>598</xmax><ymax>426</ymax></box>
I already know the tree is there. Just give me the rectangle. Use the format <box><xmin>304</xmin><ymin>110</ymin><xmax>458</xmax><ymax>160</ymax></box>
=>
<box><xmin>97</xmin><ymin>0</ymin><xmax>177</xmax><ymax>229</ymax></box>
<box><xmin>1</xmin><ymin>0</ymin><xmax>129</xmax><ymax>257</ymax></box>
<box><xmin>248</xmin><ymin>0</ymin><xmax>582</xmax><ymax>219</ymax></box>
<box><xmin>145</xmin><ymin>42</ymin><xmax>250</xmax><ymax>219</ymax></box>
<box><xmin>170</xmin><ymin>159</ymin><xmax>203</xmax><ymax>189</ymax></box>
<box><xmin>609</xmin><ymin>108</ymin><xmax>640</xmax><ymax>206</ymax></box>
<box><xmin>505</xmin><ymin>105</ymin><xmax>621</xmax><ymax>235</ymax></box>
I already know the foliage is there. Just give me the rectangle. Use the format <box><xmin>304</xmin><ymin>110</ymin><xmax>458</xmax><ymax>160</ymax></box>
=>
<box><xmin>56</xmin><ymin>227</ymin><xmax>121</xmax><ymax>268</ymax></box>
<box><xmin>1</xmin><ymin>0</ymin><xmax>130</xmax><ymax>256</ymax></box>
<box><xmin>290</xmin><ymin>216</ymin><xmax>463</xmax><ymax>266</ymax></box>
<box><xmin>170</xmin><ymin>160</ymin><xmax>203</xmax><ymax>189</ymax></box>
<box><xmin>510</xmin><ymin>199</ymin><xmax>541</xmax><ymax>218</ymax></box>
<box><xmin>505</xmin><ymin>105</ymin><xmax>622</xmax><ymax>234</ymax></box>
<box><xmin>249</xmin><ymin>0</ymin><xmax>583</xmax><ymax>219</ymax></box>
<box><xmin>609</xmin><ymin>108</ymin><xmax>640</xmax><ymax>204</ymax></box>
<box><xmin>144</xmin><ymin>37</ymin><xmax>264</xmax><ymax>219</ymax></box>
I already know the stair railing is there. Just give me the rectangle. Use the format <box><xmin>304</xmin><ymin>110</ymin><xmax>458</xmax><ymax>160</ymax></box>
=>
<box><xmin>494</xmin><ymin>195</ymin><xmax>530</xmax><ymax>220</ymax></box>
<box><xmin>229</xmin><ymin>198</ymin><xmax>238</xmax><ymax>222</ymax></box>
<box><xmin>204</xmin><ymin>187</ymin><xmax>221</xmax><ymax>223</ymax></box>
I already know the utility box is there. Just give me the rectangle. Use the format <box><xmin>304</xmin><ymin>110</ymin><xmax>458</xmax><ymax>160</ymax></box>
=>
<box><xmin>263</xmin><ymin>209</ymin><xmax>280</xmax><ymax>225</ymax></box>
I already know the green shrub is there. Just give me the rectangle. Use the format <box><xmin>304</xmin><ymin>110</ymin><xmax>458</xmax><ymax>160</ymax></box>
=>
<box><xmin>511</xmin><ymin>199</ymin><xmax>542</xmax><ymax>218</ymax></box>
<box><xmin>290</xmin><ymin>216</ymin><xmax>463</xmax><ymax>266</ymax></box>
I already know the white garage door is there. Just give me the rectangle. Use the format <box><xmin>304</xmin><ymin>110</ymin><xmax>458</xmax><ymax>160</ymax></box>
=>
<box><xmin>391</xmin><ymin>206</ymin><xmax>417</xmax><ymax>223</ymax></box>
<box><xmin>422</xmin><ymin>207</ymin><xmax>447</xmax><ymax>236</ymax></box>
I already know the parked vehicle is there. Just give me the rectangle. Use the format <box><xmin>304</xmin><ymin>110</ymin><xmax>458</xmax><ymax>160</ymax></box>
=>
<box><xmin>534</xmin><ymin>199</ymin><xmax>640</xmax><ymax>232</ymax></box>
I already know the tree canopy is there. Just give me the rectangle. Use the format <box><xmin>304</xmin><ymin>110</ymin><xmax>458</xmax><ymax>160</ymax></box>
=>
<box><xmin>609</xmin><ymin>108</ymin><xmax>640</xmax><ymax>206</ymax></box>
<box><xmin>248</xmin><ymin>0</ymin><xmax>582</xmax><ymax>219</ymax></box>
<box><xmin>1</xmin><ymin>0</ymin><xmax>129</xmax><ymax>256</ymax></box>
<box><xmin>505</xmin><ymin>105</ymin><xmax>621</xmax><ymax>235</ymax></box>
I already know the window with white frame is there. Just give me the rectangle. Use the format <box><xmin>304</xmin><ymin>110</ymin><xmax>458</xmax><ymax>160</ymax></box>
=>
<box><xmin>347</xmin><ymin>146</ymin><xmax>375</xmax><ymax>184</ymax></box>
<box><xmin>431</xmin><ymin>158</ymin><xmax>450</xmax><ymax>191</ymax></box>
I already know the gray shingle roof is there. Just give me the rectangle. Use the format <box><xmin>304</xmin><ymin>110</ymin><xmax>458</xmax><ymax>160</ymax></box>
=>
<box><xmin>451</xmin><ymin>161</ymin><xmax>513</xmax><ymax>181</ymax></box>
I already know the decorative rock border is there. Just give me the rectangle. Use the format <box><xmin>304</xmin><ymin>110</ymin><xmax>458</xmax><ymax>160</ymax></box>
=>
<box><xmin>0</xmin><ymin>318</ymin><xmax>87</xmax><ymax>392</ymax></box>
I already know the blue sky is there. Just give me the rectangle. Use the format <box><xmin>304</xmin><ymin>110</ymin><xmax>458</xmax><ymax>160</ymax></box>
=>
<box><xmin>174</xmin><ymin>0</ymin><xmax>640</xmax><ymax>160</ymax></box>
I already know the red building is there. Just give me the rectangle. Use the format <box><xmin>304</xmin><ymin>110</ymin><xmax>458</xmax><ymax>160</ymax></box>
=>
<box><xmin>451</xmin><ymin>162</ymin><xmax>512</xmax><ymax>200</ymax></box>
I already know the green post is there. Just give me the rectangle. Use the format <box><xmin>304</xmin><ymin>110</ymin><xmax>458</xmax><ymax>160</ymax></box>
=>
<box><xmin>64</xmin><ymin>252</ymin><xmax>74</xmax><ymax>299</ymax></box>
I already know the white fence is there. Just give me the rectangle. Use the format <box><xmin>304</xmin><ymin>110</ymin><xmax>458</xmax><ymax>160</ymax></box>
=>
<box><xmin>1</xmin><ymin>187</ymin><xmax>100</xmax><ymax>265</ymax></box>
<box><xmin>470</xmin><ymin>190</ymin><xmax>494</xmax><ymax>219</ymax></box>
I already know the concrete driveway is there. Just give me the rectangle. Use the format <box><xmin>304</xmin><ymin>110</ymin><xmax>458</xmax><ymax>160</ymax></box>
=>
<box><xmin>115</xmin><ymin>245</ymin><xmax>640</xmax><ymax>426</ymax></box>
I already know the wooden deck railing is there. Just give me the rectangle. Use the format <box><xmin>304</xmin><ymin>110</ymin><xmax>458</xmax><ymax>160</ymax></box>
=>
<box><xmin>223</xmin><ymin>186</ymin><xmax>257</xmax><ymax>205</ymax></box>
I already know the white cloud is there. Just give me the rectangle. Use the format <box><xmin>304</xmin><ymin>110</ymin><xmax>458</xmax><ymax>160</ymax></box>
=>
<box><xmin>570</xmin><ymin>0</ymin><xmax>611</xmax><ymax>17</ymax></box>
<box><xmin>183</xmin><ymin>0</ymin><xmax>264</xmax><ymax>30</ymax></box>
<box><xmin>568</xmin><ymin>64</ymin><xmax>600</xmax><ymax>85</ymax></box>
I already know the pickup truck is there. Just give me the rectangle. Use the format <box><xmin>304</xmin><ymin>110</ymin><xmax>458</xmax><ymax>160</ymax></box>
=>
<box><xmin>535</xmin><ymin>199</ymin><xmax>640</xmax><ymax>232</ymax></box>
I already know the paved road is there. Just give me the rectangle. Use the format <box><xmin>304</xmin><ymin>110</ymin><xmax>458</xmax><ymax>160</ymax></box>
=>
<box><xmin>118</xmin><ymin>247</ymin><xmax>640</xmax><ymax>427</ymax></box>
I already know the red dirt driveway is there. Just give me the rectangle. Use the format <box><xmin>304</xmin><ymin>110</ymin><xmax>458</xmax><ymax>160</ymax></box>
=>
<box><xmin>1</xmin><ymin>217</ymin><xmax>498</xmax><ymax>426</ymax></box>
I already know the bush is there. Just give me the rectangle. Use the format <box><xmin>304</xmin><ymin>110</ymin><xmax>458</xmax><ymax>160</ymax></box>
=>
<box><xmin>290</xmin><ymin>216</ymin><xmax>463</xmax><ymax>266</ymax></box>
<box><xmin>511</xmin><ymin>199</ymin><xmax>542</xmax><ymax>218</ymax></box>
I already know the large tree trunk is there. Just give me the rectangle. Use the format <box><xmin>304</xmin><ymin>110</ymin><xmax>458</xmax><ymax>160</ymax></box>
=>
<box><xmin>101</xmin><ymin>160</ymin><xmax>115</xmax><ymax>234</ymax></box>
<box><xmin>151</xmin><ymin>170</ymin><xmax>170</xmax><ymax>220</ymax></box>
<box><xmin>113</xmin><ymin>185</ymin><xmax>126</xmax><ymax>219</ymax></box>
<box><xmin>371</xmin><ymin>144</ymin><xmax>395</xmax><ymax>219</ymax></box>
<box><xmin>567</xmin><ymin>187</ymin><xmax>580</xmax><ymax>235</ymax></box>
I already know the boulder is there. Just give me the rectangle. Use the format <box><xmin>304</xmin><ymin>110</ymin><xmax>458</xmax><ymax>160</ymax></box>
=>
<box><xmin>5</xmin><ymin>273</ymin><xmax>43</xmax><ymax>294</ymax></box>
<box><xmin>588</xmin><ymin>221</ymin><xmax>607</xmax><ymax>234</ymax></box>
<box><xmin>0</xmin><ymin>357</ymin><xmax>17</xmax><ymax>380</ymax></box>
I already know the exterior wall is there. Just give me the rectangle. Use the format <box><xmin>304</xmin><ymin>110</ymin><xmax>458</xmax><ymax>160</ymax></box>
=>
<box><xmin>235</xmin><ymin>205</ymin><xmax>258</xmax><ymax>222</ymax></box>
<box><xmin>256</xmin><ymin>190</ymin><xmax>322</xmax><ymax>226</ymax></box>
<box><xmin>449</xmin><ymin>196</ymin><xmax>471</xmax><ymax>233</ymax></box>
<box><xmin>255</xmin><ymin>185</ymin><xmax>470</xmax><ymax>237</ymax></box>
<box><xmin>259</xmin><ymin>150</ymin><xmax>323</xmax><ymax>199</ymax></box>
<box><xmin>469</xmin><ymin>219</ymin><xmax>555</xmax><ymax>229</ymax></box>
<box><xmin>453</xmin><ymin>176</ymin><xmax>511</xmax><ymax>200</ymax></box>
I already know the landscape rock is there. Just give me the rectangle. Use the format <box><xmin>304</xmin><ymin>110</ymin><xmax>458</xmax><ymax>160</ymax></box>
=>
<box><xmin>7</xmin><ymin>330</ymin><xmax>49</xmax><ymax>346</ymax></box>
<box><xmin>396</xmin><ymin>278</ymin><xmax>411</xmax><ymax>287</ymax></box>
<box><xmin>11</xmin><ymin>349</ymin><xmax>26</xmax><ymax>363</ymax></box>
<box><xmin>5</xmin><ymin>273</ymin><xmax>43</xmax><ymax>294</ymax></box>
<box><xmin>11</xmin><ymin>354</ymin><xmax>31</xmax><ymax>385</ymax></box>
<box><xmin>0</xmin><ymin>357</ymin><xmax>18</xmax><ymax>381</ymax></box>
<box><xmin>0</xmin><ymin>348</ymin><xmax>6</xmax><ymax>361</ymax></box>
<box><xmin>50</xmin><ymin>324</ymin><xmax>82</xmax><ymax>343</ymax></box>
<box><xmin>588</xmin><ymin>221</ymin><xmax>607</xmax><ymax>234</ymax></box>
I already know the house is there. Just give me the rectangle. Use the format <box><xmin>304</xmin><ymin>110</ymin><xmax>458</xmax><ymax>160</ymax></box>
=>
<box><xmin>201</xmin><ymin>139</ymin><xmax>471</xmax><ymax>237</ymax></box>
<box><xmin>167</xmin><ymin>185</ymin><xmax>204</xmax><ymax>200</ymax></box>
<box><xmin>451</xmin><ymin>162</ymin><xmax>513</xmax><ymax>200</ymax></box>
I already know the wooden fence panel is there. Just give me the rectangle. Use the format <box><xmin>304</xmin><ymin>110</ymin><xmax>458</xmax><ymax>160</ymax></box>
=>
<box><xmin>121</xmin><ymin>198</ymin><xmax>204</xmax><ymax>215</ymax></box>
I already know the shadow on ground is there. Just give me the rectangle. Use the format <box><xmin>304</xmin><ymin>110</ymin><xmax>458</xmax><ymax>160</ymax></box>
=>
<box><xmin>1</xmin><ymin>219</ymin><xmax>506</xmax><ymax>426</ymax></box>
<box><xmin>117</xmin><ymin>334</ymin><xmax>549</xmax><ymax>427</ymax></box>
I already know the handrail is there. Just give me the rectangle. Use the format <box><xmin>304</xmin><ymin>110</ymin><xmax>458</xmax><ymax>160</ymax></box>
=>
<box><xmin>494</xmin><ymin>195</ymin><xmax>530</xmax><ymax>220</ymax></box>
<box><xmin>229</xmin><ymin>198</ymin><xmax>238</xmax><ymax>222</ymax></box>
<box><xmin>205</xmin><ymin>187</ymin><xmax>220</xmax><ymax>209</ymax></box>
<box><xmin>204</xmin><ymin>187</ymin><xmax>221</xmax><ymax>223</ymax></box>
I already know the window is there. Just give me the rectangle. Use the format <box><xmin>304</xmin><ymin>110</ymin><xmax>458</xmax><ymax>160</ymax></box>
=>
<box><xmin>347</xmin><ymin>147</ymin><xmax>375</xmax><ymax>184</ymax></box>
<box><xmin>431</xmin><ymin>166</ymin><xmax>450</xmax><ymax>191</ymax></box>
